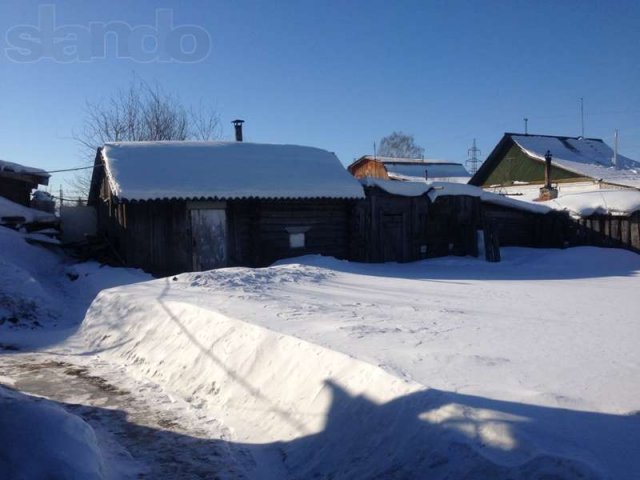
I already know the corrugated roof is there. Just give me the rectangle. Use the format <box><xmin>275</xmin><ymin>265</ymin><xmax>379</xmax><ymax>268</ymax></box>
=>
<box><xmin>511</xmin><ymin>135</ymin><xmax>640</xmax><ymax>189</ymax></box>
<box><xmin>102</xmin><ymin>141</ymin><xmax>365</xmax><ymax>201</ymax></box>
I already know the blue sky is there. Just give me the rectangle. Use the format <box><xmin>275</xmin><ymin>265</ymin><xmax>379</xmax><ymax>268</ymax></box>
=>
<box><xmin>1</xmin><ymin>0</ymin><xmax>639</xmax><ymax>195</ymax></box>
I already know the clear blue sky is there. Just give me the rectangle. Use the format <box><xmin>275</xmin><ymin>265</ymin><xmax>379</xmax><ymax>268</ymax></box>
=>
<box><xmin>1</xmin><ymin>0</ymin><xmax>639</xmax><ymax>195</ymax></box>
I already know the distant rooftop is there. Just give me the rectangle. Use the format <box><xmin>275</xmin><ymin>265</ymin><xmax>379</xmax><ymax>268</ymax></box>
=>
<box><xmin>359</xmin><ymin>155</ymin><xmax>460</xmax><ymax>165</ymax></box>
<box><xmin>350</xmin><ymin>155</ymin><xmax>471</xmax><ymax>183</ymax></box>
<box><xmin>510</xmin><ymin>133</ymin><xmax>640</xmax><ymax>189</ymax></box>
<box><xmin>471</xmin><ymin>133</ymin><xmax>640</xmax><ymax>189</ymax></box>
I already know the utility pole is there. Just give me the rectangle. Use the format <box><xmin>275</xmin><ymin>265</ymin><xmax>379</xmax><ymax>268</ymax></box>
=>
<box><xmin>524</xmin><ymin>118</ymin><xmax>528</xmax><ymax>135</ymax></box>
<box><xmin>466</xmin><ymin>138</ymin><xmax>481</xmax><ymax>175</ymax></box>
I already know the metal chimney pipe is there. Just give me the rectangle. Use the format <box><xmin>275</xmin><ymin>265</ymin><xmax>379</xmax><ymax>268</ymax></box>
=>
<box><xmin>232</xmin><ymin>119</ymin><xmax>245</xmax><ymax>142</ymax></box>
<box><xmin>544</xmin><ymin>150</ymin><xmax>552</xmax><ymax>188</ymax></box>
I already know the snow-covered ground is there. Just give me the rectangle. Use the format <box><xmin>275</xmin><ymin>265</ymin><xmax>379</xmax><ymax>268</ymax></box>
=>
<box><xmin>2</xmin><ymin>225</ymin><xmax>640</xmax><ymax>479</ymax></box>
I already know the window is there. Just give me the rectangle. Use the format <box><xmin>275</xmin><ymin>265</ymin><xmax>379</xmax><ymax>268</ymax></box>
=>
<box><xmin>289</xmin><ymin>232</ymin><xmax>305</xmax><ymax>249</ymax></box>
<box><xmin>286</xmin><ymin>226</ymin><xmax>310</xmax><ymax>249</ymax></box>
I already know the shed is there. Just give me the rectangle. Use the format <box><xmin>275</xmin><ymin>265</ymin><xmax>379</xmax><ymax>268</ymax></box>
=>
<box><xmin>0</xmin><ymin>159</ymin><xmax>50</xmax><ymax>206</ymax></box>
<box><xmin>88</xmin><ymin>141</ymin><xmax>365</xmax><ymax>275</ymax></box>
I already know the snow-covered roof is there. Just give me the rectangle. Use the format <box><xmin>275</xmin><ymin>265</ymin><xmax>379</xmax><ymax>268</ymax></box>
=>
<box><xmin>512</xmin><ymin>135</ymin><xmax>640</xmax><ymax>189</ymax></box>
<box><xmin>360</xmin><ymin>178</ymin><xmax>432</xmax><ymax>196</ymax></box>
<box><xmin>0</xmin><ymin>159</ymin><xmax>50</xmax><ymax>183</ymax></box>
<box><xmin>351</xmin><ymin>155</ymin><xmax>471</xmax><ymax>184</ymax></box>
<box><xmin>361</xmin><ymin>178</ymin><xmax>551</xmax><ymax>214</ymax></box>
<box><xmin>385</xmin><ymin>163</ymin><xmax>470</xmax><ymax>182</ymax></box>
<box><xmin>360</xmin><ymin>155</ymin><xmax>457</xmax><ymax>165</ymax></box>
<box><xmin>101</xmin><ymin>141</ymin><xmax>365</xmax><ymax>201</ymax></box>
<box><xmin>532</xmin><ymin>189</ymin><xmax>640</xmax><ymax>217</ymax></box>
<box><xmin>428</xmin><ymin>182</ymin><xmax>552</xmax><ymax>214</ymax></box>
<box><xmin>0</xmin><ymin>196</ymin><xmax>57</xmax><ymax>223</ymax></box>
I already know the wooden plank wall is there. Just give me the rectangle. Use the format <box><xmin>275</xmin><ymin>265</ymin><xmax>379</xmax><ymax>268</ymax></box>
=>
<box><xmin>481</xmin><ymin>204</ymin><xmax>567</xmax><ymax>248</ymax></box>
<box><xmin>427</xmin><ymin>195</ymin><xmax>480</xmax><ymax>257</ymax></box>
<box><xmin>97</xmin><ymin>199</ymin><xmax>192</xmax><ymax>275</ymax></box>
<box><xmin>350</xmin><ymin>188</ymin><xmax>429</xmax><ymax>263</ymax></box>
<box><xmin>0</xmin><ymin>177</ymin><xmax>33</xmax><ymax>206</ymax></box>
<box><xmin>228</xmin><ymin>199</ymin><xmax>353</xmax><ymax>267</ymax></box>
<box><xmin>349</xmin><ymin>159</ymin><xmax>389</xmax><ymax>180</ymax></box>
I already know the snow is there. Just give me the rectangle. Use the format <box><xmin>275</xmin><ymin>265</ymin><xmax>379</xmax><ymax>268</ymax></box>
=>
<box><xmin>430</xmin><ymin>182</ymin><xmax>553</xmax><ymax>213</ymax></box>
<box><xmin>77</xmin><ymin>249</ymin><xmax>640</xmax><ymax>479</ymax></box>
<box><xmin>0</xmin><ymin>158</ymin><xmax>50</xmax><ymax>181</ymax></box>
<box><xmin>361</xmin><ymin>179</ymin><xmax>553</xmax><ymax>212</ymax></box>
<box><xmin>0</xmin><ymin>385</ymin><xmax>106</xmax><ymax>480</ymax></box>
<box><xmin>356</xmin><ymin>155</ymin><xmax>472</xmax><ymax>183</ymax></box>
<box><xmin>102</xmin><ymin>141</ymin><xmax>365</xmax><ymax>201</ymax></box>
<box><xmin>2</xmin><ymin>222</ymin><xmax>640</xmax><ymax>478</ymax></box>
<box><xmin>385</xmin><ymin>162</ymin><xmax>470</xmax><ymax>182</ymax></box>
<box><xmin>0</xmin><ymin>196</ymin><xmax>57</xmax><ymax>224</ymax></box>
<box><xmin>541</xmin><ymin>189</ymin><xmax>640</xmax><ymax>216</ymax></box>
<box><xmin>512</xmin><ymin>135</ymin><xmax>640</xmax><ymax>189</ymax></box>
<box><xmin>360</xmin><ymin>177</ymin><xmax>432</xmax><ymax>196</ymax></box>
<box><xmin>486</xmin><ymin>184</ymin><xmax>640</xmax><ymax>217</ymax></box>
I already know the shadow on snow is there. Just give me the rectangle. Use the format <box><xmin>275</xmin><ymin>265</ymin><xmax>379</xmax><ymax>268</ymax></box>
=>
<box><xmin>2</xmin><ymin>379</ymin><xmax>638</xmax><ymax>479</ymax></box>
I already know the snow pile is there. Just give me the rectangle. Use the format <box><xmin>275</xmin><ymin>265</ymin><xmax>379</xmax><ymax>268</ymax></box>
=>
<box><xmin>79</xmin><ymin>249</ymin><xmax>640</xmax><ymax>478</ymax></box>
<box><xmin>0</xmin><ymin>196</ymin><xmax>57</xmax><ymax>224</ymax></box>
<box><xmin>0</xmin><ymin>386</ymin><xmax>105</xmax><ymax>480</ymax></box>
<box><xmin>512</xmin><ymin>135</ymin><xmax>640</xmax><ymax>189</ymax></box>
<box><xmin>102</xmin><ymin>141</ymin><xmax>365</xmax><ymax>201</ymax></box>
<box><xmin>0</xmin><ymin>226</ymin><xmax>149</xmax><ymax>335</ymax></box>
<box><xmin>0</xmin><ymin>227</ymin><xmax>63</xmax><ymax>328</ymax></box>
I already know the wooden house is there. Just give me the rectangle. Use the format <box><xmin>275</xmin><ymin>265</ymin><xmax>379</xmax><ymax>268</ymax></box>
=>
<box><xmin>0</xmin><ymin>158</ymin><xmax>50</xmax><ymax>206</ymax></box>
<box><xmin>87</xmin><ymin>140</ymin><xmax>365</xmax><ymax>276</ymax></box>
<box><xmin>348</xmin><ymin>156</ymin><xmax>470</xmax><ymax>184</ymax></box>
<box><xmin>469</xmin><ymin>133</ymin><xmax>640</xmax><ymax>194</ymax></box>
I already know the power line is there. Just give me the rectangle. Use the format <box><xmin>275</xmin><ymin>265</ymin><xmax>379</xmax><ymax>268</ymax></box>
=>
<box><xmin>43</xmin><ymin>165</ymin><xmax>98</xmax><ymax>174</ymax></box>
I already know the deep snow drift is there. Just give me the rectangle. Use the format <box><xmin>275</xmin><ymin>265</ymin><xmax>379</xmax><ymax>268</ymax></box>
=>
<box><xmin>2</xmin><ymin>224</ymin><xmax>639</xmax><ymax>478</ymax></box>
<box><xmin>0</xmin><ymin>385</ymin><xmax>106</xmax><ymax>480</ymax></box>
<box><xmin>79</xmin><ymin>248</ymin><xmax>640</xmax><ymax>479</ymax></box>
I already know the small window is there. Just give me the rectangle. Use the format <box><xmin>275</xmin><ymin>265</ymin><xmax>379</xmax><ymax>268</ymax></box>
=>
<box><xmin>286</xmin><ymin>226</ymin><xmax>310</xmax><ymax>249</ymax></box>
<box><xmin>289</xmin><ymin>232</ymin><xmax>305</xmax><ymax>249</ymax></box>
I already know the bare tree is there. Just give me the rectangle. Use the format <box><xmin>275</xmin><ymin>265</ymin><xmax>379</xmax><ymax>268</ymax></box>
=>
<box><xmin>377</xmin><ymin>132</ymin><xmax>424</xmax><ymax>159</ymax></box>
<box><xmin>70</xmin><ymin>79</ymin><xmax>220</xmax><ymax>197</ymax></box>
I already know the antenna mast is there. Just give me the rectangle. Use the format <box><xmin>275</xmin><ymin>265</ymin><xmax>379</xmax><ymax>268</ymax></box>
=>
<box><xmin>580</xmin><ymin>97</ymin><xmax>585</xmax><ymax>137</ymax></box>
<box><xmin>613</xmin><ymin>129</ymin><xmax>619</xmax><ymax>168</ymax></box>
<box><xmin>466</xmin><ymin>138</ymin><xmax>481</xmax><ymax>175</ymax></box>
